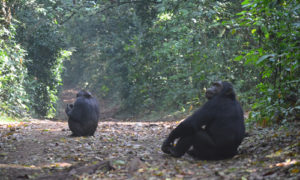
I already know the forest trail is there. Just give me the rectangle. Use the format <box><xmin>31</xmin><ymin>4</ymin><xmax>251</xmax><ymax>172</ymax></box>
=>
<box><xmin>0</xmin><ymin>89</ymin><xmax>299</xmax><ymax>179</ymax></box>
<box><xmin>0</xmin><ymin>119</ymin><xmax>299</xmax><ymax>179</ymax></box>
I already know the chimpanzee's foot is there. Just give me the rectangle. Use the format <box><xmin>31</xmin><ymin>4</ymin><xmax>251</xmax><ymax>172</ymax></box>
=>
<box><xmin>170</xmin><ymin>148</ymin><xmax>185</xmax><ymax>158</ymax></box>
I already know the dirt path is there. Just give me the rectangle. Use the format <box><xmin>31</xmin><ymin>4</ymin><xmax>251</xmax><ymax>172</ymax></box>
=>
<box><xmin>0</xmin><ymin>119</ymin><xmax>299</xmax><ymax>179</ymax></box>
<box><xmin>0</xmin><ymin>88</ymin><xmax>299</xmax><ymax>179</ymax></box>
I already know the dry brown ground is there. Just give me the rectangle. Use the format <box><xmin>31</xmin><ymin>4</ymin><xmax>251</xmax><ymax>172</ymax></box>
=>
<box><xmin>0</xmin><ymin>119</ymin><xmax>299</xmax><ymax>180</ymax></box>
<box><xmin>0</xmin><ymin>89</ymin><xmax>299</xmax><ymax>179</ymax></box>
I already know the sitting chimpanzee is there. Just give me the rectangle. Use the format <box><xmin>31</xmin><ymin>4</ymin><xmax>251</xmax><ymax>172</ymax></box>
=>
<box><xmin>161</xmin><ymin>81</ymin><xmax>245</xmax><ymax>160</ymax></box>
<box><xmin>65</xmin><ymin>90</ymin><xmax>100</xmax><ymax>136</ymax></box>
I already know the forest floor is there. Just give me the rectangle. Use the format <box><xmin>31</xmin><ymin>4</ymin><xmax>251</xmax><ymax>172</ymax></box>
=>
<box><xmin>0</xmin><ymin>90</ymin><xmax>299</xmax><ymax>180</ymax></box>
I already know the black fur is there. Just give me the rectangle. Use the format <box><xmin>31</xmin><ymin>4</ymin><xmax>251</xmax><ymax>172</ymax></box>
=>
<box><xmin>161</xmin><ymin>81</ymin><xmax>245</xmax><ymax>160</ymax></box>
<box><xmin>65</xmin><ymin>90</ymin><xmax>100</xmax><ymax>136</ymax></box>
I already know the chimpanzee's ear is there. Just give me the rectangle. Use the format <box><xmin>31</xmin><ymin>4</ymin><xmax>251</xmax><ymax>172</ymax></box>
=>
<box><xmin>224</xmin><ymin>85</ymin><xmax>236</xmax><ymax>99</ymax></box>
<box><xmin>225</xmin><ymin>86</ymin><xmax>233</xmax><ymax>95</ymax></box>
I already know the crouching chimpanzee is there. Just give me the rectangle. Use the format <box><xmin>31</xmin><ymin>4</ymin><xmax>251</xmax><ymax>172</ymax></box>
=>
<box><xmin>65</xmin><ymin>90</ymin><xmax>100</xmax><ymax>136</ymax></box>
<box><xmin>161</xmin><ymin>81</ymin><xmax>245</xmax><ymax>160</ymax></box>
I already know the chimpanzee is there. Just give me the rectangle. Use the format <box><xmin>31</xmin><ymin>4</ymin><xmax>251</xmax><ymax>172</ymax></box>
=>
<box><xmin>161</xmin><ymin>81</ymin><xmax>245</xmax><ymax>160</ymax></box>
<box><xmin>65</xmin><ymin>90</ymin><xmax>100</xmax><ymax>136</ymax></box>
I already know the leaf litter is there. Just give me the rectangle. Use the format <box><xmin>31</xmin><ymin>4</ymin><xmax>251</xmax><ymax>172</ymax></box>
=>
<box><xmin>0</xmin><ymin>119</ymin><xmax>299</xmax><ymax>179</ymax></box>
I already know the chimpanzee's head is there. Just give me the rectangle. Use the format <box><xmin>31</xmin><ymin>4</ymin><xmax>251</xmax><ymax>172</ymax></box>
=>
<box><xmin>205</xmin><ymin>81</ymin><xmax>235</xmax><ymax>100</ymax></box>
<box><xmin>76</xmin><ymin>90</ymin><xmax>92</xmax><ymax>98</ymax></box>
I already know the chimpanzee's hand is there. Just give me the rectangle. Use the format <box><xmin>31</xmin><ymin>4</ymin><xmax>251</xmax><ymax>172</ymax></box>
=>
<box><xmin>161</xmin><ymin>139</ymin><xmax>173</xmax><ymax>154</ymax></box>
<box><xmin>68</xmin><ymin>104</ymin><xmax>74</xmax><ymax>109</ymax></box>
<box><xmin>65</xmin><ymin>104</ymin><xmax>74</xmax><ymax>114</ymax></box>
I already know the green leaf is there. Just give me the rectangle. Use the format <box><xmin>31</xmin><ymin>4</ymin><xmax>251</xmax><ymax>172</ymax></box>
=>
<box><xmin>234</xmin><ymin>55</ymin><xmax>244</xmax><ymax>61</ymax></box>
<box><xmin>256</xmin><ymin>54</ymin><xmax>275</xmax><ymax>64</ymax></box>
<box><xmin>231</xmin><ymin>29</ymin><xmax>236</xmax><ymax>35</ymax></box>
<box><xmin>241</xmin><ymin>0</ymin><xmax>250</xmax><ymax>5</ymax></box>
<box><xmin>265</xmin><ymin>32</ymin><xmax>269</xmax><ymax>39</ymax></box>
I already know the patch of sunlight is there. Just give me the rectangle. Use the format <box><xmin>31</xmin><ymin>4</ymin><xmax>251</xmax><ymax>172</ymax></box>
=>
<box><xmin>0</xmin><ymin>163</ymin><xmax>41</xmax><ymax>170</ymax></box>
<box><xmin>276</xmin><ymin>159</ymin><xmax>298</xmax><ymax>167</ymax></box>
<box><xmin>47</xmin><ymin>162</ymin><xmax>72</xmax><ymax>169</ymax></box>
<box><xmin>266</xmin><ymin>149</ymin><xmax>283</xmax><ymax>158</ymax></box>
<box><xmin>36</xmin><ymin>128</ymin><xmax>57</xmax><ymax>132</ymax></box>
<box><xmin>245</xmin><ymin>168</ymin><xmax>257</xmax><ymax>173</ymax></box>
<box><xmin>0</xmin><ymin>115</ymin><xmax>22</xmax><ymax>124</ymax></box>
<box><xmin>0</xmin><ymin>162</ymin><xmax>72</xmax><ymax>169</ymax></box>
<box><xmin>158</xmin><ymin>12</ymin><xmax>173</xmax><ymax>22</ymax></box>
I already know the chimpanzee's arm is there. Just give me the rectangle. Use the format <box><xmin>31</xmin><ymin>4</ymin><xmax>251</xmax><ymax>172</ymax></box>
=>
<box><xmin>161</xmin><ymin>115</ymin><xmax>200</xmax><ymax>154</ymax></box>
<box><xmin>165</xmin><ymin>120</ymin><xmax>195</xmax><ymax>143</ymax></box>
<box><xmin>65</xmin><ymin>104</ymin><xmax>74</xmax><ymax>116</ymax></box>
<box><xmin>68</xmin><ymin>100</ymin><xmax>84</xmax><ymax>122</ymax></box>
<box><xmin>166</xmin><ymin>106</ymin><xmax>213</xmax><ymax>143</ymax></box>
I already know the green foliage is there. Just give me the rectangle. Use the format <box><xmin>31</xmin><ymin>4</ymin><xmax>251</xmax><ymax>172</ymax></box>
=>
<box><xmin>62</xmin><ymin>0</ymin><xmax>141</xmax><ymax>100</ymax></box>
<box><xmin>119</xmin><ymin>0</ymin><xmax>257</xmax><ymax>113</ymax></box>
<box><xmin>0</xmin><ymin>23</ymin><xmax>29</xmax><ymax>117</ymax></box>
<box><xmin>0</xmin><ymin>114</ymin><xmax>23</xmax><ymax>123</ymax></box>
<box><xmin>2</xmin><ymin>0</ymin><xmax>298</xmax><ymax>122</ymax></box>
<box><xmin>15</xmin><ymin>0</ymin><xmax>71</xmax><ymax>117</ymax></box>
<box><xmin>61</xmin><ymin>0</ymin><xmax>259</xmax><ymax>117</ymax></box>
<box><xmin>237</xmin><ymin>0</ymin><xmax>300</xmax><ymax>124</ymax></box>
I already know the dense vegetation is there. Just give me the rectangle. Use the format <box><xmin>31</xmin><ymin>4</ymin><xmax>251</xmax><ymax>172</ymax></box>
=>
<box><xmin>1</xmin><ymin>0</ymin><xmax>299</xmax><ymax>124</ymax></box>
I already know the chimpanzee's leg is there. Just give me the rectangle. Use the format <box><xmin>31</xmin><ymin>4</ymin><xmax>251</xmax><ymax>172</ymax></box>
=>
<box><xmin>187</xmin><ymin>130</ymin><xmax>220</xmax><ymax>160</ymax></box>
<box><xmin>169</xmin><ymin>136</ymin><xmax>194</xmax><ymax>157</ymax></box>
